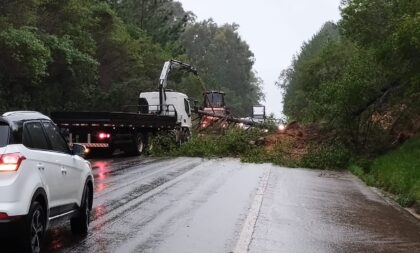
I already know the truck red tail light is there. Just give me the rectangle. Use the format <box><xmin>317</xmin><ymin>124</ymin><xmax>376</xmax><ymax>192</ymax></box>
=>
<box><xmin>0</xmin><ymin>153</ymin><xmax>26</xmax><ymax>172</ymax></box>
<box><xmin>98</xmin><ymin>132</ymin><xmax>111</xmax><ymax>140</ymax></box>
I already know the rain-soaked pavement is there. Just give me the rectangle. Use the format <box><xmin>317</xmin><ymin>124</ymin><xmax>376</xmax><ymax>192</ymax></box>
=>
<box><xmin>2</xmin><ymin>157</ymin><xmax>420</xmax><ymax>252</ymax></box>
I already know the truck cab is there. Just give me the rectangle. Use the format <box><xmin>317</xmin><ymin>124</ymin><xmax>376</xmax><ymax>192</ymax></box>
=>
<box><xmin>139</xmin><ymin>91</ymin><xmax>192</xmax><ymax>129</ymax></box>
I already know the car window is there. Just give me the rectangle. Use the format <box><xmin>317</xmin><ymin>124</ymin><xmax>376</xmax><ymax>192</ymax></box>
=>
<box><xmin>184</xmin><ymin>98</ymin><xmax>191</xmax><ymax>115</ymax></box>
<box><xmin>23</xmin><ymin>122</ymin><xmax>49</xmax><ymax>150</ymax></box>
<box><xmin>0</xmin><ymin>124</ymin><xmax>10</xmax><ymax>147</ymax></box>
<box><xmin>42</xmin><ymin>121</ymin><xmax>70</xmax><ymax>153</ymax></box>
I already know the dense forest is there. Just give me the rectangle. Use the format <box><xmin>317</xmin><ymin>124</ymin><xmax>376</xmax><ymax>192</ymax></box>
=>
<box><xmin>279</xmin><ymin>0</ymin><xmax>420</xmax><ymax>154</ymax></box>
<box><xmin>0</xmin><ymin>0</ymin><xmax>263</xmax><ymax>116</ymax></box>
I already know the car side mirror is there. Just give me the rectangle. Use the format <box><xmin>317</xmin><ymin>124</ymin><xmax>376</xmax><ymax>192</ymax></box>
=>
<box><xmin>72</xmin><ymin>143</ymin><xmax>86</xmax><ymax>157</ymax></box>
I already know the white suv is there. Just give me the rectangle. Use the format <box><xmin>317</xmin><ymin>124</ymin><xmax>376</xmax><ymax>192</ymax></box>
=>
<box><xmin>0</xmin><ymin>111</ymin><xmax>93</xmax><ymax>253</ymax></box>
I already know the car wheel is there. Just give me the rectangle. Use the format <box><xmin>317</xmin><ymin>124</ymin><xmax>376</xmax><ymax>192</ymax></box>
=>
<box><xmin>70</xmin><ymin>186</ymin><xmax>90</xmax><ymax>235</ymax></box>
<box><xmin>23</xmin><ymin>201</ymin><xmax>46</xmax><ymax>253</ymax></box>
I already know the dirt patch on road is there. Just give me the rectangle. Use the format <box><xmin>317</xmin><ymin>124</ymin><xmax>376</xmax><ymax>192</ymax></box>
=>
<box><xmin>263</xmin><ymin>122</ymin><xmax>321</xmax><ymax>162</ymax></box>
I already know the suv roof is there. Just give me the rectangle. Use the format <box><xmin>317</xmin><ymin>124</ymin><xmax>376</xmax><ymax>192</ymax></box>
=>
<box><xmin>1</xmin><ymin>111</ymin><xmax>51</xmax><ymax>123</ymax></box>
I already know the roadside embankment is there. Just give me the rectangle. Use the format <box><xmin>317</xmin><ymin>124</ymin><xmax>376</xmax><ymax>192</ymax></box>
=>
<box><xmin>350</xmin><ymin>137</ymin><xmax>420</xmax><ymax>213</ymax></box>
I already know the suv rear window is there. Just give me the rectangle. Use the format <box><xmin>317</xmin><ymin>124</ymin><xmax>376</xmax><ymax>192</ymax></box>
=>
<box><xmin>0</xmin><ymin>125</ymin><xmax>10</xmax><ymax>147</ymax></box>
<box><xmin>42</xmin><ymin>121</ymin><xmax>69</xmax><ymax>153</ymax></box>
<box><xmin>23</xmin><ymin>122</ymin><xmax>49</xmax><ymax>150</ymax></box>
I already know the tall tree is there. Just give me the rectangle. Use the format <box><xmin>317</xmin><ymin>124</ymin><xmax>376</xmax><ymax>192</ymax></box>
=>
<box><xmin>279</xmin><ymin>1</ymin><xmax>420</xmax><ymax>151</ymax></box>
<box><xmin>181</xmin><ymin>20</ymin><xmax>263</xmax><ymax>116</ymax></box>
<box><xmin>109</xmin><ymin>0</ymin><xmax>194</xmax><ymax>50</ymax></box>
<box><xmin>279</xmin><ymin>22</ymin><xmax>341</xmax><ymax>121</ymax></box>
<box><xmin>0</xmin><ymin>28</ymin><xmax>51</xmax><ymax>111</ymax></box>
<box><xmin>340</xmin><ymin>0</ymin><xmax>420</xmax><ymax>146</ymax></box>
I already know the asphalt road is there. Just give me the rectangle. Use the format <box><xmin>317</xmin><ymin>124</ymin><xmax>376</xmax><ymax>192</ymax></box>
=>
<box><xmin>3</xmin><ymin>157</ymin><xmax>420</xmax><ymax>252</ymax></box>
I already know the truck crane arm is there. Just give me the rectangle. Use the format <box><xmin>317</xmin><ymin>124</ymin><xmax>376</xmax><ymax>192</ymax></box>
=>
<box><xmin>159</xmin><ymin>59</ymin><xmax>198</xmax><ymax>89</ymax></box>
<box><xmin>158</xmin><ymin>60</ymin><xmax>198</xmax><ymax>114</ymax></box>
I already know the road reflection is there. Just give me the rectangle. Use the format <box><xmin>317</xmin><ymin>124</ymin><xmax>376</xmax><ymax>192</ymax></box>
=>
<box><xmin>92</xmin><ymin>204</ymin><xmax>106</xmax><ymax>220</ymax></box>
<box><xmin>92</xmin><ymin>161</ymin><xmax>110</xmax><ymax>178</ymax></box>
<box><xmin>92</xmin><ymin>160</ymin><xmax>111</xmax><ymax>193</ymax></box>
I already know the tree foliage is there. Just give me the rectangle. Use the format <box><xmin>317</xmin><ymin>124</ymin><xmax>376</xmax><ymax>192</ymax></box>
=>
<box><xmin>181</xmin><ymin>20</ymin><xmax>264</xmax><ymax>116</ymax></box>
<box><xmin>280</xmin><ymin>1</ymin><xmax>420</xmax><ymax>152</ymax></box>
<box><xmin>0</xmin><ymin>27</ymin><xmax>51</xmax><ymax>111</ymax></box>
<box><xmin>0</xmin><ymin>0</ymin><xmax>262</xmax><ymax>115</ymax></box>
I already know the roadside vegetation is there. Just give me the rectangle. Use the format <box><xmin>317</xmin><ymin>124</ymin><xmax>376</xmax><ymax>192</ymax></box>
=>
<box><xmin>350</xmin><ymin>137</ymin><xmax>420</xmax><ymax>208</ymax></box>
<box><xmin>276</xmin><ymin>0</ymin><xmax>420</xmax><ymax>209</ymax></box>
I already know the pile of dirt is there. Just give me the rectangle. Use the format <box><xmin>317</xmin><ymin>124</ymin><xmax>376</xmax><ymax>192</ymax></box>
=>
<box><xmin>264</xmin><ymin>122</ymin><xmax>321</xmax><ymax>160</ymax></box>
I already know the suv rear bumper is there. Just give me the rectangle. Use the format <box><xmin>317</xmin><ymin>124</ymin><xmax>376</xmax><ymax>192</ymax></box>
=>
<box><xmin>0</xmin><ymin>215</ymin><xmax>25</xmax><ymax>236</ymax></box>
<box><xmin>0</xmin><ymin>201</ymin><xmax>28</xmax><ymax>217</ymax></box>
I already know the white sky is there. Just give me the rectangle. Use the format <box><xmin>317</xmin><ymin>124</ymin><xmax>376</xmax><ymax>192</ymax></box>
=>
<box><xmin>178</xmin><ymin>0</ymin><xmax>342</xmax><ymax>118</ymax></box>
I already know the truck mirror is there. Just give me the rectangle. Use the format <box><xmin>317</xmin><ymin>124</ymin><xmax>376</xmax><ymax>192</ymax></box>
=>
<box><xmin>60</xmin><ymin>128</ymin><xmax>70</xmax><ymax>138</ymax></box>
<box><xmin>72</xmin><ymin>144</ymin><xmax>86</xmax><ymax>157</ymax></box>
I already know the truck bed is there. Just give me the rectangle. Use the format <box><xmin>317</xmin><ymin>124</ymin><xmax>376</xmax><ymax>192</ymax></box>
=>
<box><xmin>51</xmin><ymin>111</ymin><xmax>178</xmax><ymax>129</ymax></box>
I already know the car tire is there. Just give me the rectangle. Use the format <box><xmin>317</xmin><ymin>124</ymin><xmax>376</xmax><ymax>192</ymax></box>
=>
<box><xmin>70</xmin><ymin>186</ymin><xmax>90</xmax><ymax>235</ymax></box>
<box><xmin>22</xmin><ymin>201</ymin><xmax>46</xmax><ymax>253</ymax></box>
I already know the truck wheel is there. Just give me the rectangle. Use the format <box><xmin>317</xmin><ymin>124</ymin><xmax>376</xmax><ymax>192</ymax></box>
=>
<box><xmin>126</xmin><ymin>133</ymin><xmax>144</xmax><ymax>156</ymax></box>
<box><xmin>135</xmin><ymin>133</ymin><xmax>145</xmax><ymax>155</ymax></box>
<box><xmin>70</xmin><ymin>186</ymin><xmax>91</xmax><ymax>235</ymax></box>
<box><xmin>180</xmin><ymin>128</ymin><xmax>191</xmax><ymax>143</ymax></box>
<box><xmin>23</xmin><ymin>201</ymin><xmax>46</xmax><ymax>253</ymax></box>
<box><xmin>145</xmin><ymin>133</ymin><xmax>154</xmax><ymax>154</ymax></box>
<box><xmin>92</xmin><ymin>147</ymin><xmax>114</xmax><ymax>157</ymax></box>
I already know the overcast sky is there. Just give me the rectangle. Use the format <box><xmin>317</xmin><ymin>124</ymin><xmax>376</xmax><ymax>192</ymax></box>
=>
<box><xmin>178</xmin><ymin>0</ymin><xmax>342</xmax><ymax>118</ymax></box>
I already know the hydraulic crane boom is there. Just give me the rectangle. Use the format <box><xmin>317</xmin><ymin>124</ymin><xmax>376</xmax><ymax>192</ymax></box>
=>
<box><xmin>158</xmin><ymin>60</ymin><xmax>198</xmax><ymax>114</ymax></box>
<box><xmin>159</xmin><ymin>60</ymin><xmax>198</xmax><ymax>88</ymax></box>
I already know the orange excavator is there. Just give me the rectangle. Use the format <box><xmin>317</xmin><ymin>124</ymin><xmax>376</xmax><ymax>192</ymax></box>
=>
<box><xmin>195</xmin><ymin>91</ymin><xmax>262</xmax><ymax>133</ymax></box>
<box><xmin>198</xmin><ymin>91</ymin><xmax>229</xmax><ymax>131</ymax></box>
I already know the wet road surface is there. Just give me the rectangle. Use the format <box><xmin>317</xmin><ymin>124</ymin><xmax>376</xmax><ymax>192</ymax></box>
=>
<box><xmin>2</xmin><ymin>157</ymin><xmax>420</xmax><ymax>252</ymax></box>
<box><xmin>249</xmin><ymin>168</ymin><xmax>420</xmax><ymax>253</ymax></box>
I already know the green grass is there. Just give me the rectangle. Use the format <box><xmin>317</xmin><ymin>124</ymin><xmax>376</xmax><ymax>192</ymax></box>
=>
<box><xmin>350</xmin><ymin>137</ymin><xmax>420</xmax><ymax>207</ymax></box>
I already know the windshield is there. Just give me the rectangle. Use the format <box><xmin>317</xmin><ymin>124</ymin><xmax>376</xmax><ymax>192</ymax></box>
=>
<box><xmin>0</xmin><ymin>124</ymin><xmax>10</xmax><ymax>147</ymax></box>
<box><xmin>206</xmin><ymin>93</ymin><xmax>224</xmax><ymax>107</ymax></box>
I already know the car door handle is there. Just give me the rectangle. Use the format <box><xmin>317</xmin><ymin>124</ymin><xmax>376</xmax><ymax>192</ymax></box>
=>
<box><xmin>61</xmin><ymin>167</ymin><xmax>67</xmax><ymax>175</ymax></box>
<box><xmin>37</xmin><ymin>163</ymin><xmax>45</xmax><ymax>171</ymax></box>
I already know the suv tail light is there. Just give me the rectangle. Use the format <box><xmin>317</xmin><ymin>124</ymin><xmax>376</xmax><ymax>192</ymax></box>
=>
<box><xmin>0</xmin><ymin>212</ymin><xmax>9</xmax><ymax>220</ymax></box>
<box><xmin>0</xmin><ymin>153</ymin><xmax>26</xmax><ymax>172</ymax></box>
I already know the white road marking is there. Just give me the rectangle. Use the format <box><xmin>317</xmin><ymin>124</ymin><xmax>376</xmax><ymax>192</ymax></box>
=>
<box><xmin>233</xmin><ymin>165</ymin><xmax>271</xmax><ymax>253</ymax></box>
